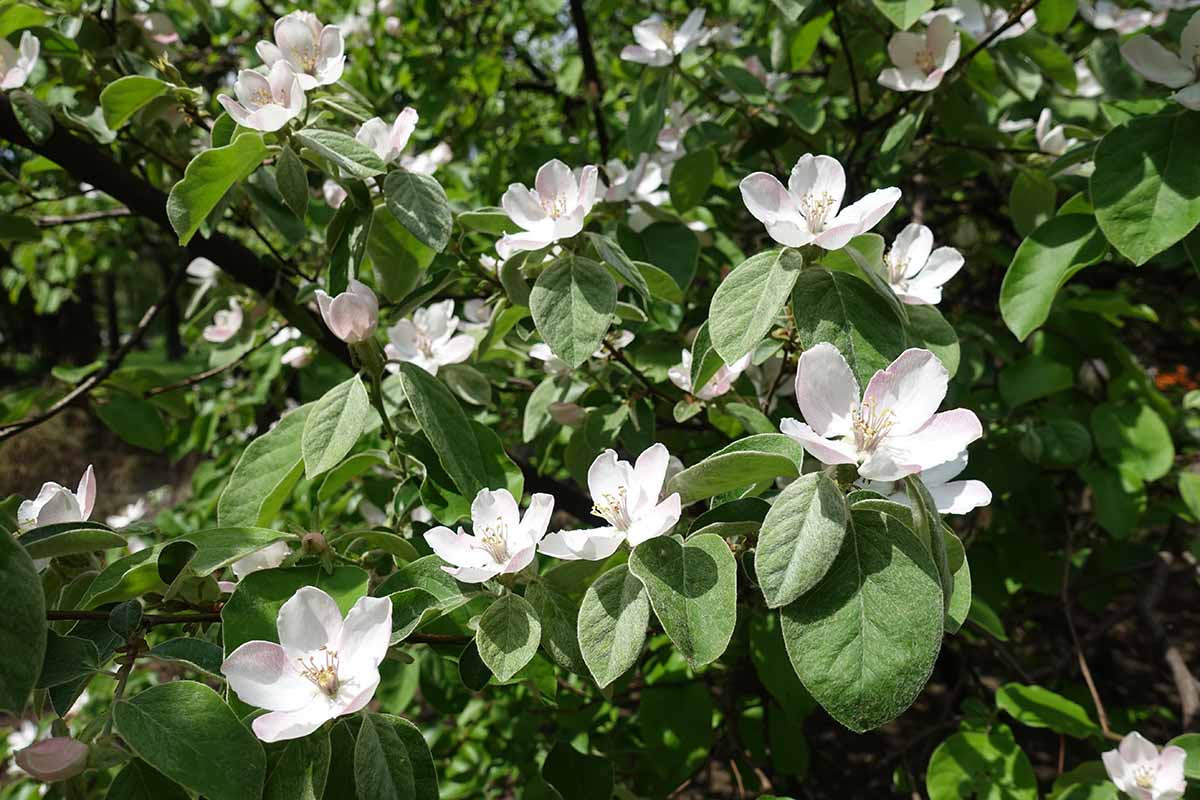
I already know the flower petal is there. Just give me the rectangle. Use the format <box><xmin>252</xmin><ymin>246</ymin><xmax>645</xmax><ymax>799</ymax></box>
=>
<box><xmin>739</xmin><ymin>171</ymin><xmax>796</xmax><ymax>225</ymax></box>
<box><xmin>535</xmin><ymin>159</ymin><xmax>579</xmax><ymax>213</ymax></box>
<box><xmin>893</xmin><ymin>223</ymin><xmax>935</xmax><ymax>279</ymax></box>
<box><xmin>520</xmin><ymin>493</ymin><xmax>556</xmax><ymax>543</ymax></box>
<box><xmin>633</xmin><ymin>443</ymin><xmax>671</xmax><ymax>506</ymax></box>
<box><xmin>1120</xmin><ymin>35</ymin><xmax>1193</xmax><ymax>88</ymax></box>
<box><xmin>435</xmin><ymin>334</ymin><xmax>475</xmax><ymax>367</ymax></box>
<box><xmin>251</xmin><ymin>704</ymin><xmax>330</xmax><ymax>743</ymax></box>
<box><xmin>501</xmin><ymin>183</ymin><xmax>549</xmax><ymax>231</ymax></box>
<box><xmin>472</xmin><ymin>488</ymin><xmax>521</xmax><ymax>538</ymax></box>
<box><xmin>795</xmin><ymin>342</ymin><xmax>859</xmax><ymax>437</ymax></box>
<box><xmin>884</xmin><ymin>409</ymin><xmax>984</xmax><ymax>474</ymax></box>
<box><xmin>927</xmin><ymin>479</ymin><xmax>992</xmax><ymax>514</ymax></box>
<box><xmin>277</xmin><ymin>586</ymin><xmax>344</xmax><ymax>658</ymax></box>
<box><xmin>587</xmin><ymin>449</ymin><xmax>631</xmax><ymax>507</ymax></box>
<box><xmin>888</xmin><ymin>32</ymin><xmax>927</xmax><ymax>70</ymax></box>
<box><xmin>912</xmin><ymin>245</ymin><xmax>964</xmax><ymax>288</ymax></box>
<box><xmin>424</xmin><ymin>526</ymin><xmax>486</xmax><ymax>569</ymax></box>
<box><xmin>789</xmin><ymin>154</ymin><xmax>847</xmax><ymax>217</ymax></box>
<box><xmin>837</xmin><ymin>186</ymin><xmax>902</xmax><ymax>235</ymax></box>
<box><xmin>780</xmin><ymin>418</ymin><xmax>859</xmax><ymax>466</ymax></box>
<box><xmin>538</xmin><ymin>527</ymin><xmax>626</xmax><ymax>561</ymax></box>
<box><xmin>626</xmin><ymin>493</ymin><xmax>681</xmax><ymax>546</ymax></box>
<box><xmin>76</xmin><ymin>465</ymin><xmax>96</xmax><ymax>520</ymax></box>
<box><xmin>335</xmin><ymin>595</ymin><xmax>393</xmax><ymax>675</ymax></box>
<box><xmin>862</xmin><ymin>348</ymin><xmax>949</xmax><ymax>434</ymax></box>
<box><xmin>222</xmin><ymin>640</ymin><xmax>317</xmax><ymax>712</ymax></box>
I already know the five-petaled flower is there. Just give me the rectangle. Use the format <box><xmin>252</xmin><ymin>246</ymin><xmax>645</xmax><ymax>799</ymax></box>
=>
<box><xmin>257</xmin><ymin>11</ymin><xmax>345</xmax><ymax>89</ymax></box>
<box><xmin>539</xmin><ymin>444</ymin><xmax>682</xmax><ymax>561</ymax></box>
<box><xmin>1102</xmin><ymin>731</ymin><xmax>1187</xmax><ymax>800</ymax></box>
<box><xmin>740</xmin><ymin>154</ymin><xmax>901</xmax><ymax>250</ymax></box>
<box><xmin>1080</xmin><ymin>0</ymin><xmax>1162</xmax><ymax>34</ymax></box>
<box><xmin>879</xmin><ymin>14</ymin><xmax>960</xmax><ymax>92</ymax></box>
<box><xmin>927</xmin><ymin>0</ymin><xmax>1035</xmax><ymax>44</ymax></box>
<box><xmin>315</xmin><ymin>279</ymin><xmax>379</xmax><ymax>344</ymax></box>
<box><xmin>1120</xmin><ymin>12</ymin><xmax>1200</xmax><ymax>111</ymax></box>
<box><xmin>424</xmin><ymin>489</ymin><xmax>555</xmax><ymax>582</ymax></box>
<box><xmin>0</xmin><ymin>32</ymin><xmax>39</xmax><ymax>90</ymax></box>
<box><xmin>878</xmin><ymin>222</ymin><xmax>965</xmax><ymax>305</ymax></box>
<box><xmin>620</xmin><ymin>9</ymin><xmax>707</xmax><ymax>66</ymax></box>
<box><xmin>218</xmin><ymin>61</ymin><xmax>306</xmax><ymax>133</ymax></box>
<box><xmin>857</xmin><ymin>451</ymin><xmax>992</xmax><ymax>514</ymax></box>
<box><xmin>221</xmin><ymin>587</ymin><xmax>392</xmax><ymax>742</ymax></box>
<box><xmin>203</xmin><ymin>298</ymin><xmax>243</xmax><ymax>343</ymax></box>
<box><xmin>496</xmin><ymin>159</ymin><xmax>599</xmax><ymax>260</ymax></box>
<box><xmin>668</xmin><ymin>349</ymin><xmax>752</xmax><ymax>401</ymax></box>
<box><xmin>384</xmin><ymin>299</ymin><xmax>475</xmax><ymax>376</ymax></box>
<box><xmin>356</xmin><ymin>107</ymin><xmax>419</xmax><ymax>165</ymax></box>
<box><xmin>18</xmin><ymin>465</ymin><xmax>96</xmax><ymax>533</ymax></box>
<box><xmin>781</xmin><ymin>344</ymin><xmax>983</xmax><ymax>481</ymax></box>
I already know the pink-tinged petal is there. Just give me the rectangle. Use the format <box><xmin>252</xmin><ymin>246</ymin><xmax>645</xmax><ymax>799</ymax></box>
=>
<box><xmin>888</xmin><ymin>32</ymin><xmax>927</xmax><ymax>71</ymax></box>
<box><xmin>1172</xmin><ymin>82</ymin><xmax>1200</xmax><ymax>110</ymax></box>
<box><xmin>886</xmin><ymin>409</ymin><xmax>983</xmax><ymax>474</ymax></box>
<box><xmin>14</xmin><ymin>738</ymin><xmax>88</xmax><ymax>782</ymax></box>
<box><xmin>767</xmin><ymin>219</ymin><xmax>817</xmax><ymax>247</ymax></box>
<box><xmin>893</xmin><ymin>224</ymin><xmax>934</xmax><ymax>279</ymax></box>
<box><xmin>472</xmin><ymin>488</ymin><xmax>521</xmax><ymax>536</ymax></box>
<box><xmin>626</xmin><ymin>493</ymin><xmax>681</xmax><ymax>546</ymax></box>
<box><xmin>256</xmin><ymin>40</ymin><xmax>282</xmax><ymax>66</ymax></box>
<box><xmin>18</xmin><ymin>31</ymin><xmax>38</xmax><ymax>65</ymax></box>
<box><xmin>277</xmin><ymin>586</ymin><xmax>344</xmax><ymax>657</ymax></box>
<box><xmin>316</xmin><ymin>26</ymin><xmax>345</xmax><ymax>84</ymax></box>
<box><xmin>535</xmin><ymin>159</ymin><xmax>579</xmax><ymax>212</ymax></box>
<box><xmin>858</xmin><ymin>444</ymin><xmax>923</xmax><ymax>482</ymax></box>
<box><xmin>632</xmin><ymin>18</ymin><xmax>670</xmax><ymax>52</ymax></box>
<box><xmin>795</xmin><ymin>342</ymin><xmax>859</xmax><ymax>437</ymax></box>
<box><xmin>620</xmin><ymin>45</ymin><xmax>657</xmax><ymax>64</ymax></box>
<box><xmin>789</xmin><ymin>154</ymin><xmax>847</xmax><ymax>216</ymax></box>
<box><xmin>812</xmin><ymin>221</ymin><xmax>864</xmax><ymax>250</ymax></box>
<box><xmin>1118</xmin><ymin>731</ymin><xmax>1160</xmax><ymax>765</ymax></box>
<box><xmin>502</xmin><ymin>543</ymin><xmax>537</xmax><ymax>574</ymax></box>
<box><xmin>496</xmin><ymin>231</ymin><xmax>554</xmax><ymax>260</ymax></box>
<box><xmin>1156</xmin><ymin>746</ymin><xmax>1188</xmax><ymax>793</ymax></box>
<box><xmin>739</xmin><ymin>171</ymin><xmax>795</xmax><ymax>225</ymax></box>
<box><xmin>274</xmin><ymin>15</ymin><xmax>317</xmax><ymax>63</ymax></box>
<box><xmin>336</xmin><ymin>596</ymin><xmax>392</xmax><ymax>674</ymax></box>
<box><xmin>390</xmin><ymin>107</ymin><xmax>419</xmax><ymax>156</ymax></box>
<box><xmin>217</xmin><ymin>95</ymin><xmax>252</xmax><ymax>127</ymax></box>
<box><xmin>251</xmin><ymin>704</ymin><xmax>330</xmax><ymax>743</ymax></box>
<box><xmin>221</xmin><ymin>640</ymin><xmax>317</xmax><ymax>712</ymax></box>
<box><xmin>355</xmin><ymin>117</ymin><xmax>390</xmax><ymax>160</ymax></box>
<box><xmin>500</xmin><ymin>183</ymin><xmax>549</xmax><ymax>231</ymax></box>
<box><xmin>35</xmin><ymin>489</ymin><xmax>84</xmax><ymax>527</ymax></box>
<box><xmin>780</xmin><ymin>418</ymin><xmax>859</xmax><ymax>466</ymax></box>
<box><xmin>538</xmin><ymin>528</ymin><xmax>626</xmax><ymax>561</ymax></box>
<box><xmin>218</xmin><ymin>580</ymin><xmax>238</xmax><ymax>593</ymax></box>
<box><xmin>633</xmin><ymin>443</ymin><xmax>671</xmax><ymax>505</ymax></box>
<box><xmin>879</xmin><ymin>68</ymin><xmax>921</xmax><ymax>92</ymax></box>
<box><xmin>244</xmin><ymin>105</ymin><xmax>295</xmax><ymax>133</ymax></box>
<box><xmin>520</xmin><ymin>493</ymin><xmax>556</xmax><ymax>543</ymax></box>
<box><xmin>863</xmin><ymin>348</ymin><xmax>949</xmax><ymax>434</ymax></box>
<box><xmin>577</xmin><ymin>165</ymin><xmax>599</xmax><ymax>214</ymax></box>
<box><xmin>424</xmin><ymin>526</ymin><xmax>485</xmax><ymax>569</ymax></box>
<box><xmin>347</xmin><ymin>279</ymin><xmax>379</xmax><ymax>316</ymax></box>
<box><xmin>1120</xmin><ymin>35</ymin><xmax>1193</xmax><ymax>88</ymax></box>
<box><xmin>675</xmin><ymin>8</ymin><xmax>707</xmax><ymax>50</ymax></box>
<box><xmin>927</xmin><ymin>479</ymin><xmax>991</xmax><ymax>514</ymax></box>
<box><xmin>551</xmin><ymin>205</ymin><xmax>587</xmax><ymax>240</ymax></box>
<box><xmin>335</xmin><ymin>670</ymin><xmax>380</xmax><ymax>716</ymax></box>
<box><xmin>837</xmin><ymin>186</ymin><xmax>902</xmax><ymax>235</ymax></box>
<box><xmin>442</xmin><ymin>562</ymin><xmax>502</xmax><ymax>583</ymax></box>
<box><xmin>234</xmin><ymin>69</ymin><xmax>271</xmax><ymax>108</ymax></box>
<box><xmin>1101</xmin><ymin>748</ymin><xmax>1130</xmax><ymax>787</ymax></box>
<box><xmin>76</xmin><ymin>465</ymin><xmax>96</xmax><ymax>520</ymax></box>
<box><xmin>435</xmin><ymin>335</ymin><xmax>475</xmax><ymax>367</ymax></box>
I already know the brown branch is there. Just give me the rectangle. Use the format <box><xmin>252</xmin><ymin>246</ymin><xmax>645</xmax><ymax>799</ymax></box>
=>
<box><xmin>144</xmin><ymin>326</ymin><xmax>282</xmax><ymax>398</ymax></box>
<box><xmin>1061</xmin><ymin>521</ymin><xmax>1121</xmax><ymax>741</ymax></box>
<box><xmin>567</xmin><ymin>0</ymin><xmax>611</xmax><ymax>161</ymax></box>
<box><xmin>34</xmin><ymin>207</ymin><xmax>132</xmax><ymax>227</ymax></box>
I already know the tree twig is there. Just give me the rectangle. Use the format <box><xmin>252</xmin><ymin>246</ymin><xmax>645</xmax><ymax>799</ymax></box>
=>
<box><xmin>1137</xmin><ymin>553</ymin><xmax>1200</xmax><ymax>730</ymax></box>
<box><xmin>1061</xmin><ymin>521</ymin><xmax>1121</xmax><ymax>741</ymax></box>
<box><xmin>143</xmin><ymin>326</ymin><xmax>283</xmax><ymax>398</ymax></box>
<box><xmin>567</xmin><ymin>0</ymin><xmax>611</xmax><ymax>161</ymax></box>
<box><xmin>34</xmin><ymin>207</ymin><xmax>132</xmax><ymax>227</ymax></box>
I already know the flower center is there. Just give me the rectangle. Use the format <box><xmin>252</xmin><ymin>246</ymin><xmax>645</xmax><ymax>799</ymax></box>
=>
<box><xmin>915</xmin><ymin>47</ymin><xmax>937</xmax><ymax>74</ymax></box>
<box><xmin>884</xmin><ymin>248</ymin><xmax>909</xmax><ymax>285</ymax></box>
<box><xmin>1134</xmin><ymin>763</ymin><xmax>1157</xmax><ymax>789</ymax></box>
<box><xmin>800</xmin><ymin>191</ymin><xmax>837</xmax><ymax>231</ymax></box>
<box><xmin>479</xmin><ymin>521</ymin><xmax>511</xmax><ymax>563</ymax></box>
<box><xmin>541</xmin><ymin>193</ymin><xmax>567</xmax><ymax>220</ymax></box>
<box><xmin>415</xmin><ymin>331</ymin><xmax>436</xmax><ymax>360</ymax></box>
<box><xmin>852</xmin><ymin>400</ymin><xmax>895</xmax><ymax>453</ymax></box>
<box><xmin>297</xmin><ymin>646</ymin><xmax>340</xmax><ymax>697</ymax></box>
<box><xmin>291</xmin><ymin>43</ymin><xmax>319</xmax><ymax>73</ymax></box>
<box><xmin>592</xmin><ymin>486</ymin><xmax>633</xmax><ymax>531</ymax></box>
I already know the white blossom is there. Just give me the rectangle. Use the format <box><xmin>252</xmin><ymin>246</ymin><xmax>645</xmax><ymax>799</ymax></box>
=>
<box><xmin>218</xmin><ymin>61</ymin><xmax>305</xmax><ymax>133</ymax></box>
<box><xmin>1075</xmin><ymin>60</ymin><xmax>1104</xmax><ymax>97</ymax></box>
<box><xmin>384</xmin><ymin>299</ymin><xmax>475</xmax><ymax>375</ymax></box>
<box><xmin>1120</xmin><ymin>12</ymin><xmax>1200</xmax><ymax>110</ymax></box>
<box><xmin>604</xmin><ymin>155</ymin><xmax>669</xmax><ymax>231</ymax></box>
<box><xmin>315</xmin><ymin>279</ymin><xmax>379</xmax><ymax>344</ymax></box>
<box><xmin>256</xmin><ymin>11</ymin><xmax>345</xmax><ymax>89</ymax></box>
<box><xmin>879</xmin><ymin>15</ymin><xmax>960</xmax><ymax>92</ymax></box>
<box><xmin>186</xmin><ymin>257</ymin><xmax>220</xmax><ymax>289</ymax></box>
<box><xmin>857</xmin><ymin>451</ymin><xmax>992</xmax><ymax>513</ymax></box>
<box><xmin>401</xmin><ymin>142</ymin><xmax>452</xmax><ymax>175</ymax></box>
<box><xmin>497</xmin><ymin>159</ymin><xmax>598</xmax><ymax>259</ymax></box>
<box><xmin>926</xmin><ymin>0</ymin><xmax>1035</xmax><ymax>43</ymax></box>
<box><xmin>668</xmin><ymin>349</ymin><xmax>752</xmax><ymax>401</ymax></box>
<box><xmin>203</xmin><ymin>299</ymin><xmax>243</xmax><ymax>343</ymax></box>
<box><xmin>322</xmin><ymin>179</ymin><xmax>347</xmax><ymax>209</ymax></box>
<box><xmin>105</xmin><ymin>498</ymin><xmax>146</xmax><ymax>529</ymax></box>
<box><xmin>281</xmin><ymin>345</ymin><xmax>313</xmax><ymax>368</ymax></box>
<box><xmin>620</xmin><ymin>9</ymin><xmax>707</xmax><ymax>66</ymax></box>
<box><xmin>0</xmin><ymin>32</ymin><xmax>39</xmax><ymax>90</ymax></box>
<box><xmin>424</xmin><ymin>489</ymin><xmax>554</xmax><ymax>582</ymax></box>
<box><xmin>1102</xmin><ymin>732</ymin><xmax>1187</xmax><ymax>800</ymax></box>
<box><xmin>1079</xmin><ymin>0</ymin><xmax>1162</xmax><ymax>33</ymax></box>
<box><xmin>18</xmin><ymin>465</ymin><xmax>96</xmax><ymax>532</ymax></box>
<box><xmin>878</xmin><ymin>223</ymin><xmax>965</xmax><ymax>305</ymax></box>
<box><xmin>355</xmin><ymin>107</ymin><xmax>418</xmax><ymax>165</ymax></box>
<box><xmin>530</xmin><ymin>343</ymin><xmax>572</xmax><ymax>377</ymax></box>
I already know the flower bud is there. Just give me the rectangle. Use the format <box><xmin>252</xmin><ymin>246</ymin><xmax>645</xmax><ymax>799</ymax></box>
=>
<box><xmin>548</xmin><ymin>402</ymin><xmax>586</xmax><ymax>428</ymax></box>
<box><xmin>302</xmin><ymin>532</ymin><xmax>328</xmax><ymax>554</ymax></box>
<box><xmin>315</xmin><ymin>279</ymin><xmax>379</xmax><ymax>344</ymax></box>
<box><xmin>15</xmin><ymin>737</ymin><xmax>89</xmax><ymax>782</ymax></box>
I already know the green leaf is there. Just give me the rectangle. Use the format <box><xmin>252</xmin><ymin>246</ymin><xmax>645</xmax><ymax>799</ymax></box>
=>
<box><xmin>666</xmin><ymin>434</ymin><xmax>804</xmax><ymax>506</ymax></box>
<box><xmin>904</xmin><ymin>476</ymin><xmax>953</xmax><ymax>614</ymax></box>
<box><xmin>167</xmin><ymin>133</ymin><xmax>267</xmax><ymax>245</ymax></box>
<box><xmin>944</xmin><ymin>531</ymin><xmax>971</xmax><ymax>634</ymax></box>
<box><xmin>577</xmin><ymin>563</ymin><xmax>650</xmax><ymax>688</ymax></box>
<box><xmin>82</xmin><ymin>547</ymin><xmax>166</xmax><ymax>608</ymax></box>
<box><xmin>1180</xmin><ymin>472</ymin><xmax>1200</xmax><ymax>520</ymax></box>
<box><xmin>264</xmin><ymin>731</ymin><xmax>329</xmax><ymax>800</ymax></box>
<box><xmin>1091</xmin><ymin>402</ymin><xmax>1174</xmax><ymax>482</ymax></box>
<box><xmin>709</xmin><ymin>248</ymin><xmax>804</xmax><ymax>364</ymax></box>
<box><xmin>541</xmin><ymin>742</ymin><xmax>614</xmax><ymax>800</ymax></box>
<box><xmin>926</xmin><ymin>727</ymin><xmax>1038</xmax><ymax>800</ymax></box>
<box><xmin>100</xmin><ymin>76</ymin><xmax>169</xmax><ymax>130</ymax></box>
<box><xmin>1080</xmin><ymin>464</ymin><xmax>1144</xmax><ymax>538</ymax></box>
<box><xmin>526</xmin><ymin>581</ymin><xmax>587</xmax><ymax>675</ymax></box>
<box><xmin>302</xmin><ymin>375</ymin><xmax>370</xmax><ymax>479</ymax></box>
<box><xmin>146</xmin><ymin>637</ymin><xmax>225</xmax><ymax>677</ymax></box>
<box><xmin>791</xmin><ymin>268</ymin><xmax>906</xmax><ymax>387</ymax></box>
<box><xmin>1092</xmin><ymin>112</ymin><xmax>1200</xmax><ymax>266</ymax></box>
<box><xmin>905</xmin><ymin>304</ymin><xmax>960</xmax><ymax>377</ymax></box>
<box><xmin>114</xmin><ymin>681</ymin><xmax>266</xmax><ymax>800</ymax></box>
<box><xmin>294</xmin><ymin>129</ymin><xmax>386</xmax><ymax>178</ymax></box>
<box><xmin>397</xmin><ymin>362</ymin><xmax>490</xmax><ymax>498</ymax></box>
<box><xmin>872</xmin><ymin>0</ymin><xmax>933</xmax><ymax>29</ymax></box>
<box><xmin>668</xmin><ymin>147</ymin><xmax>717</xmax><ymax>212</ymax></box>
<box><xmin>780</xmin><ymin>510</ymin><xmax>943</xmax><ymax>732</ymax></box>
<box><xmin>1010</xmin><ymin>169</ymin><xmax>1057</xmax><ymax>238</ymax></box>
<box><xmin>384</xmin><ymin>170</ymin><xmax>453</xmax><ymax>253</ymax></box>
<box><xmin>687</xmin><ymin>321</ymin><xmax>724</xmax><ymax>397</ymax></box>
<box><xmin>457</xmin><ymin>206</ymin><xmax>519</xmax><ymax>235</ymax></box>
<box><xmin>10</xmin><ymin>90</ymin><xmax>53</xmax><ymax>144</ymax></box>
<box><xmin>37</xmin><ymin>631</ymin><xmax>98</xmax><ymax>688</ymax></box>
<box><xmin>355</xmin><ymin>713</ymin><xmax>414</xmax><ymax>800</ymax></box>
<box><xmin>530</xmin><ymin>256</ymin><xmax>617</xmax><ymax>368</ymax></box>
<box><xmin>158</xmin><ymin>527</ymin><xmax>290</xmax><ymax>580</ymax></box>
<box><xmin>585</xmin><ymin>232</ymin><xmax>651</xmax><ymax>302</ymax></box>
<box><xmin>627</xmin><ymin>70</ymin><xmax>671</xmax><ymax>155</ymax></box>
<box><xmin>19</xmin><ymin>520</ymin><xmax>124</xmax><ymax>559</ymax></box>
<box><xmin>1036</xmin><ymin>0</ymin><xmax>1075</xmax><ymax>32</ymax></box>
<box><xmin>628</xmin><ymin>533</ymin><xmax>737</xmax><ymax>669</ymax></box>
<box><xmin>996</xmin><ymin>683</ymin><xmax>1101</xmax><ymax>738</ymax></box>
<box><xmin>999</xmin><ymin>353</ymin><xmax>1074</xmax><ymax>407</ymax></box>
<box><xmin>476</xmin><ymin>593</ymin><xmax>542</xmax><ymax>681</ymax></box>
<box><xmin>755</xmin><ymin>472</ymin><xmax>849</xmax><ymax>609</ymax></box>
<box><xmin>93</xmin><ymin>391</ymin><xmax>166</xmax><ymax>452</ymax></box>
<box><xmin>369</xmin><ymin>207</ymin><xmax>434</xmax><ymax>302</ymax></box>
<box><xmin>999</xmin><ymin>214</ymin><xmax>1108</xmax><ymax>341</ymax></box>
<box><xmin>218</xmin><ymin>405</ymin><xmax>310</xmax><ymax>527</ymax></box>
<box><xmin>105</xmin><ymin>759</ymin><xmax>190</xmax><ymax>800</ymax></box>
<box><xmin>274</xmin><ymin>145</ymin><xmax>309</xmax><ymax>219</ymax></box>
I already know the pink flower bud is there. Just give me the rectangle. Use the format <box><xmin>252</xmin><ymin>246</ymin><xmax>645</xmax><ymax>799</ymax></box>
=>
<box><xmin>548</xmin><ymin>402</ymin><xmax>586</xmax><ymax>428</ymax></box>
<box><xmin>314</xmin><ymin>279</ymin><xmax>379</xmax><ymax>344</ymax></box>
<box><xmin>15</xmin><ymin>737</ymin><xmax>89</xmax><ymax>782</ymax></box>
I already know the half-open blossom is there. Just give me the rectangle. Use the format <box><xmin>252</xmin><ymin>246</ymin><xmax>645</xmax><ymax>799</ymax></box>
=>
<box><xmin>879</xmin><ymin>15</ymin><xmax>960</xmax><ymax>92</ymax></box>
<box><xmin>604</xmin><ymin>155</ymin><xmax>669</xmax><ymax>231</ymax></box>
<box><xmin>186</xmin><ymin>257</ymin><xmax>219</xmax><ymax>289</ymax></box>
<box><xmin>1080</xmin><ymin>0</ymin><xmax>1162</xmax><ymax>33</ymax></box>
<box><xmin>620</xmin><ymin>9</ymin><xmax>707</xmax><ymax>66</ymax></box>
<box><xmin>355</xmin><ymin>107</ymin><xmax>418</xmax><ymax>165</ymax></box>
<box><xmin>256</xmin><ymin>11</ymin><xmax>345</xmax><ymax>89</ymax></box>
<box><xmin>927</xmin><ymin>0</ymin><xmax>1035</xmax><ymax>43</ymax></box>
<box><xmin>218</xmin><ymin>61</ymin><xmax>305</xmax><ymax>133</ymax></box>
<box><xmin>282</xmin><ymin>345</ymin><xmax>313</xmax><ymax>368</ymax></box>
<box><xmin>222</xmin><ymin>587</ymin><xmax>391</xmax><ymax>742</ymax></box>
<box><xmin>424</xmin><ymin>489</ymin><xmax>554</xmax><ymax>582</ymax></box>
<box><xmin>18</xmin><ymin>466</ymin><xmax>96</xmax><ymax>532</ymax></box>
<box><xmin>656</xmin><ymin>102</ymin><xmax>699</xmax><ymax>164</ymax></box>
<box><xmin>315</xmin><ymin>279</ymin><xmax>378</xmax><ymax>344</ymax></box>
<box><xmin>496</xmin><ymin>160</ymin><xmax>598</xmax><ymax>259</ymax></box>
<box><xmin>879</xmin><ymin>223</ymin><xmax>965</xmax><ymax>305</ymax></box>
<box><xmin>401</xmin><ymin>142</ymin><xmax>452</xmax><ymax>175</ymax></box>
<box><xmin>741</xmin><ymin>155</ymin><xmax>902</xmax><ymax>250</ymax></box>
<box><xmin>384</xmin><ymin>299</ymin><xmax>475</xmax><ymax>375</ymax></box>
<box><xmin>14</xmin><ymin>737</ymin><xmax>88</xmax><ymax>782</ymax></box>
<box><xmin>539</xmin><ymin>444</ymin><xmax>681</xmax><ymax>561</ymax></box>
<box><xmin>203</xmin><ymin>299</ymin><xmax>242</xmax><ymax>343</ymax></box>
<box><xmin>105</xmin><ymin>498</ymin><xmax>147</xmax><ymax>529</ymax></box>
<box><xmin>1075</xmin><ymin>61</ymin><xmax>1104</xmax><ymax>97</ymax></box>
<box><xmin>781</xmin><ymin>344</ymin><xmax>983</xmax><ymax>481</ymax></box>
<box><xmin>219</xmin><ymin>539</ymin><xmax>291</xmax><ymax>593</ymax></box>
<box><xmin>1102</xmin><ymin>732</ymin><xmax>1186</xmax><ymax>800</ymax></box>
<box><xmin>668</xmin><ymin>350</ymin><xmax>752</xmax><ymax>401</ymax></box>
<box><xmin>857</xmin><ymin>451</ymin><xmax>992</xmax><ymax>514</ymax></box>
<box><xmin>1120</xmin><ymin>13</ymin><xmax>1200</xmax><ymax>110</ymax></box>
<box><xmin>0</xmin><ymin>32</ymin><xmax>38</xmax><ymax>90</ymax></box>
<box><xmin>322</xmin><ymin>179</ymin><xmax>347</xmax><ymax>209</ymax></box>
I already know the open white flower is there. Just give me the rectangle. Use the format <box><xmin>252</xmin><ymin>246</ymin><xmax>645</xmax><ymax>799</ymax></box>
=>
<box><xmin>203</xmin><ymin>299</ymin><xmax>243</xmax><ymax>343</ymax></box>
<box><xmin>656</xmin><ymin>101</ymin><xmax>699</xmax><ymax>163</ymax></box>
<box><xmin>218</xmin><ymin>61</ymin><xmax>305</xmax><ymax>133</ymax></box>
<box><xmin>0</xmin><ymin>32</ymin><xmax>39</xmax><ymax>90</ymax></box>
<box><xmin>462</xmin><ymin>299</ymin><xmax>493</xmax><ymax>330</ymax></box>
<box><xmin>703</xmin><ymin>22</ymin><xmax>744</xmax><ymax>46</ymax></box>
<box><xmin>355</xmin><ymin>107</ymin><xmax>418</xmax><ymax>165</ymax></box>
<box><xmin>739</xmin><ymin>55</ymin><xmax>788</xmax><ymax>99</ymax></box>
<box><xmin>1075</xmin><ymin>61</ymin><xmax>1104</xmax><ymax>98</ymax></box>
<box><xmin>315</xmin><ymin>279</ymin><xmax>378</xmax><ymax>344</ymax></box>
<box><xmin>384</xmin><ymin>299</ymin><xmax>475</xmax><ymax>375</ymax></box>
<box><xmin>668</xmin><ymin>350</ymin><xmax>752</xmax><ymax>401</ymax></box>
<box><xmin>1080</xmin><ymin>0</ymin><xmax>1162</xmax><ymax>34</ymax></box>
<box><xmin>781</xmin><ymin>344</ymin><xmax>983</xmax><ymax>482</ymax></box>
<box><xmin>741</xmin><ymin>154</ymin><xmax>902</xmax><ymax>250</ymax></box>
<box><xmin>424</xmin><ymin>489</ymin><xmax>555</xmax><ymax>582</ymax></box>
<box><xmin>605</xmin><ymin>155</ymin><xmax>669</xmax><ymax>232</ymax></box>
<box><xmin>282</xmin><ymin>345</ymin><xmax>313</xmax><ymax>368</ymax></box>
<box><xmin>105</xmin><ymin>498</ymin><xmax>147</xmax><ymax>529</ymax></box>
<box><xmin>186</xmin><ymin>257</ymin><xmax>219</xmax><ymax>288</ymax></box>
<box><xmin>18</xmin><ymin>466</ymin><xmax>96</xmax><ymax>532</ymax></box>
<box><xmin>620</xmin><ymin>9</ymin><xmax>707</xmax><ymax>66</ymax></box>
<box><xmin>879</xmin><ymin>223</ymin><xmax>965</xmax><ymax>305</ymax></box>
<box><xmin>1120</xmin><ymin>12</ymin><xmax>1200</xmax><ymax>110</ymax></box>
<box><xmin>857</xmin><ymin>451</ymin><xmax>992</xmax><ymax>514</ymax></box>
<box><xmin>927</xmin><ymin>0</ymin><xmax>1035</xmax><ymax>43</ymax></box>
<box><xmin>496</xmin><ymin>160</ymin><xmax>598</xmax><ymax>260</ymax></box>
<box><xmin>257</xmin><ymin>11</ymin><xmax>345</xmax><ymax>89</ymax></box>
<box><xmin>539</xmin><ymin>444</ymin><xmax>682</xmax><ymax>561</ymax></box>
<box><xmin>222</xmin><ymin>587</ymin><xmax>391</xmax><ymax>742</ymax></box>
<box><xmin>530</xmin><ymin>342</ymin><xmax>572</xmax><ymax>377</ymax></box>
<box><xmin>879</xmin><ymin>15</ymin><xmax>960</xmax><ymax>92</ymax></box>
<box><xmin>401</xmin><ymin>142</ymin><xmax>452</xmax><ymax>175</ymax></box>
<box><xmin>1102</xmin><ymin>732</ymin><xmax>1186</xmax><ymax>800</ymax></box>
